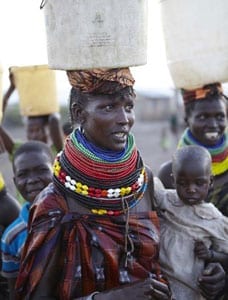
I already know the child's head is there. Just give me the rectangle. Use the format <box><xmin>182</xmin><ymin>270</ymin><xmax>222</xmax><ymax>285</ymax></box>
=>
<box><xmin>172</xmin><ymin>145</ymin><xmax>213</xmax><ymax>205</ymax></box>
<box><xmin>13</xmin><ymin>141</ymin><xmax>53</xmax><ymax>203</ymax></box>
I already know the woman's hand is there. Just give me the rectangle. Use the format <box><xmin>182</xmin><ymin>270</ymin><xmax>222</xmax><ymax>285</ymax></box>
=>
<box><xmin>198</xmin><ymin>263</ymin><xmax>226</xmax><ymax>300</ymax></box>
<box><xmin>95</xmin><ymin>278</ymin><xmax>172</xmax><ymax>300</ymax></box>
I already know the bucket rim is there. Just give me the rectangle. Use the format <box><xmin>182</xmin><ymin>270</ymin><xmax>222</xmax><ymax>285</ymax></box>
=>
<box><xmin>10</xmin><ymin>64</ymin><xmax>52</xmax><ymax>73</ymax></box>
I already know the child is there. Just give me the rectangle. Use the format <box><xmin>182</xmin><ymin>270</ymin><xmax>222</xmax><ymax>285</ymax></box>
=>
<box><xmin>1</xmin><ymin>141</ymin><xmax>53</xmax><ymax>299</ymax></box>
<box><xmin>155</xmin><ymin>145</ymin><xmax>228</xmax><ymax>300</ymax></box>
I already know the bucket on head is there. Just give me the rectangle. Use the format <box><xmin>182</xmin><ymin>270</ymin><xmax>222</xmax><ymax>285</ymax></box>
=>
<box><xmin>160</xmin><ymin>0</ymin><xmax>228</xmax><ymax>89</ymax></box>
<box><xmin>0</xmin><ymin>66</ymin><xmax>3</xmax><ymax>123</ymax></box>
<box><xmin>10</xmin><ymin>65</ymin><xmax>59</xmax><ymax>117</ymax></box>
<box><xmin>41</xmin><ymin>0</ymin><xmax>148</xmax><ymax>70</ymax></box>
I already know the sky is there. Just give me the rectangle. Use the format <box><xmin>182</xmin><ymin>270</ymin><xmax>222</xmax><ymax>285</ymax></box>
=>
<box><xmin>0</xmin><ymin>0</ymin><xmax>175</xmax><ymax>101</ymax></box>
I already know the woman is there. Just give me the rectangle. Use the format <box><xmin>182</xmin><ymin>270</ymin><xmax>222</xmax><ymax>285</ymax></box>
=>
<box><xmin>158</xmin><ymin>83</ymin><xmax>228</xmax><ymax>216</ymax></box>
<box><xmin>15</xmin><ymin>69</ymin><xmax>225</xmax><ymax>299</ymax></box>
<box><xmin>1</xmin><ymin>70</ymin><xmax>63</xmax><ymax>157</ymax></box>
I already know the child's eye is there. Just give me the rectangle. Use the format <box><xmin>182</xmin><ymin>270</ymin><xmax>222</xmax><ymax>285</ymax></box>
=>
<box><xmin>196</xmin><ymin>180</ymin><xmax>207</xmax><ymax>186</ymax></box>
<box><xmin>177</xmin><ymin>181</ymin><xmax>187</xmax><ymax>187</ymax></box>
<box><xmin>17</xmin><ymin>172</ymin><xmax>26</xmax><ymax>178</ymax></box>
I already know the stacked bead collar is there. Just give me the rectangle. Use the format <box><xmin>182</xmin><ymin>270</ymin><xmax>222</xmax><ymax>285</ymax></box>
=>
<box><xmin>53</xmin><ymin>129</ymin><xmax>147</xmax><ymax>215</ymax></box>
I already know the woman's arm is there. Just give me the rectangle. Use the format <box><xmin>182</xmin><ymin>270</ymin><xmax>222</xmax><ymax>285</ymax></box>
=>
<box><xmin>0</xmin><ymin>126</ymin><xmax>15</xmax><ymax>156</ymax></box>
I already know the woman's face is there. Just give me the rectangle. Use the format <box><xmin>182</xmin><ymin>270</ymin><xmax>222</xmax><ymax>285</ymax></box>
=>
<box><xmin>27</xmin><ymin>118</ymin><xmax>48</xmax><ymax>143</ymax></box>
<box><xmin>186</xmin><ymin>98</ymin><xmax>227</xmax><ymax>146</ymax></box>
<box><xmin>78</xmin><ymin>93</ymin><xmax>135</xmax><ymax>151</ymax></box>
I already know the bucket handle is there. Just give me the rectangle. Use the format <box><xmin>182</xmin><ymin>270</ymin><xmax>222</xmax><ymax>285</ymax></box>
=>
<box><xmin>40</xmin><ymin>0</ymin><xmax>47</xmax><ymax>9</ymax></box>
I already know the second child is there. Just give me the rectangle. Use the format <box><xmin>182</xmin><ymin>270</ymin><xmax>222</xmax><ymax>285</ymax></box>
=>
<box><xmin>155</xmin><ymin>145</ymin><xmax>228</xmax><ymax>300</ymax></box>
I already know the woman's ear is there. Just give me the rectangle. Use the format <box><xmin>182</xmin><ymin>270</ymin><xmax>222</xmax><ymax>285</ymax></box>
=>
<box><xmin>71</xmin><ymin>103</ymin><xmax>85</xmax><ymax>125</ymax></box>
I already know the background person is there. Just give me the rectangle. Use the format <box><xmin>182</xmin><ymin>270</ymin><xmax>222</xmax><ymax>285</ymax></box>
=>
<box><xmin>158</xmin><ymin>83</ymin><xmax>228</xmax><ymax>216</ymax></box>
<box><xmin>1</xmin><ymin>141</ymin><xmax>53</xmax><ymax>300</ymax></box>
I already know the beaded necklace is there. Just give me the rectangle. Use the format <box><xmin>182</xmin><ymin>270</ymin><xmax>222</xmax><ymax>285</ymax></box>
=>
<box><xmin>178</xmin><ymin>128</ymin><xmax>228</xmax><ymax>176</ymax></box>
<box><xmin>53</xmin><ymin>128</ymin><xmax>147</xmax><ymax>215</ymax></box>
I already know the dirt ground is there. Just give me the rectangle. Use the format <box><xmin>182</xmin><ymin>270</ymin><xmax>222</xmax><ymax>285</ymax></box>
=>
<box><xmin>0</xmin><ymin>120</ymin><xmax>180</xmax><ymax>199</ymax></box>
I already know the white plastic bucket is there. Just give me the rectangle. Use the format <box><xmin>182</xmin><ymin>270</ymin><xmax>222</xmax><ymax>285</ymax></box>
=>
<box><xmin>0</xmin><ymin>66</ymin><xmax>3</xmax><ymax>123</ymax></box>
<box><xmin>160</xmin><ymin>0</ymin><xmax>228</xmax><ymax>89</ymax></box>
<box><xmin>42</xmin><ymin>0</ymin><xmax>148</xmax><ymax>70</ymax></box>
<box><xmin>10</xmin><ymin>65</ymin><xmax>59</xmax><ymax>117</ymax></box>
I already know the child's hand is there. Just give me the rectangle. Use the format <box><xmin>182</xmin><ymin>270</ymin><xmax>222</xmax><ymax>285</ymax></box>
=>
<box><xmin>194</xmin><ymin>240</ymin><xmax>211</xmax><ymax>260</ymax></box>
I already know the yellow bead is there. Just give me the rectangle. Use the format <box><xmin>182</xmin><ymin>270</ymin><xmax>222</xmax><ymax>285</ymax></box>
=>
<box><xmin>97</xmin><ymin>209</ymin><xmax>106</xmax><ymax>215</ymax></box>
<box><xmin>92</xmin><ymin>209</ymin><xmax>98</xmax><ymax>214</ymax></box>
<box><xmin>120</xmin><ymin>188</ymin><xmax>126</xmax><ymax>196</ymax></box>
<box><xmin>81</xmin><ymin>190</ymin><xmax>88</xmax><ymax>196</ymax></box>
<box><xmin>126</xmin><ymin>187</ymin><xmax>131</xmax><ymax>194</ymax></box>
<box><xmin>82</xmin><ymin>185</ymin><xmax>88</xmax><ymax>191</ymax></box>
<box><xmin>76</xmin><ymin>182</ymin><xmax>82</xmax><ymax>188</ymax></box>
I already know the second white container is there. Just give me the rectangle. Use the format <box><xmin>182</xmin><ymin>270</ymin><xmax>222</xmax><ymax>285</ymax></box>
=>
<box><xmin>42</xmin><ymin>0</ymin><xmax>148</xmax><ymax>70</ymax></box>
<box><xmin>160</xmin><ymin>0</ymin><xmax>228</xmax><ymax>89</ymax></box>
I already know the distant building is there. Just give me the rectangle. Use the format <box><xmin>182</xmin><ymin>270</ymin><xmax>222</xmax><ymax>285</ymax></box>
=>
<box><xmin>135</xmin><ymin>87</ymin><xmax>181</xmax><ymax>121</ymax></box>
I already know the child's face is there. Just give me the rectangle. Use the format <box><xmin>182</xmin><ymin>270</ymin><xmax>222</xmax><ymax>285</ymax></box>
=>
<box><xmin>173</xmin><ymin>162</ymin><xmax>212</xmax><ymax>206</ymax></box>
<box><xmin>14</xmin><ymin>151</ymin><xmax>52</xmax><ymax>202</ymax></box>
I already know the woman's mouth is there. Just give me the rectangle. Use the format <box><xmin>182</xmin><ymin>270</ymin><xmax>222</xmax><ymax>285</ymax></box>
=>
<box><xmin>205</xmin><ymin>132</ymin><xmax>219</xmax><ymax>141</ymax></box>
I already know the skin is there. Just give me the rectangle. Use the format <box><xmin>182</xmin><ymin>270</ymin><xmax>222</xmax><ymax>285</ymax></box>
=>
<box><xmin>185</xmin><ymin>98</ymin><xmax>227</xmax><ymax>146</ymax></box>
<box><xmin>26</xmin><ymin>118</ymin><xmax>48</xmax><ymax>144</ymax></box>
<box><xmin>173</xmin><ymin>159</ymin><xmax>213</xmax><ymax>206</ymax></box>
<box><xmin>13</xmin><ymin>151</ymin><xmax>53</xmax><ymax>203</ymax></box>
<box><xmin>75</xmin><ymin>94</ymin><xmax>135</xmax><ymax>151</ymax></box>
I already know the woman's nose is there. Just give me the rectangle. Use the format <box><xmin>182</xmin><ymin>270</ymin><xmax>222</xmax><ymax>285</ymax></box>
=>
<box><xmin>207</xmin><ymin>117</ymin><xmax>218</xmax><ymax>128</ymax></box>
<box><xmin>116</xmin><ymin>108</ymin><xmax>129</xmax><ymax>124</ymax></box>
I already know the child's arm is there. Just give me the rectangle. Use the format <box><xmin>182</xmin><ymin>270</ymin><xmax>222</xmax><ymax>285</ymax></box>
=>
<box><xmin>195</xmin><ymin>240</ymin><xmax>228</xmax><ymax>270</ymax></box>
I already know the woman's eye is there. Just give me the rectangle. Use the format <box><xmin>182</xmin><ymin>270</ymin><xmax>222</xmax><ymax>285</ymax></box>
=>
<box><xmin>216</xmin><ymin>114</ymin><xmax>225</xmax><ymax>121</ymax></box>
<box><xmin>125</xmin><ymin>104</ymin><xmax>134</xmax><ymax>112</ymax></box>
<box><xmin>104</xmin><ymin>105</ymin><xmax>113</xmax><ymax>112</ymax></box>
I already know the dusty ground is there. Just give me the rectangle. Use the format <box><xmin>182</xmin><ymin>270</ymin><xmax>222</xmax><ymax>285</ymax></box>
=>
<box><xmin>0</xmin><ymin>120</ymin><xmax>180</xmax><ymax>199</ymax></box>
